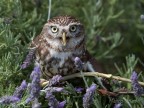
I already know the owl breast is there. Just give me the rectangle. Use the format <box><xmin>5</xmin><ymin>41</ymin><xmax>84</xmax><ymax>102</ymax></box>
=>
<box><xmin>36</xmin><ymin>47</ymin><xmax>82</xmax><ymax>79</ymax></box>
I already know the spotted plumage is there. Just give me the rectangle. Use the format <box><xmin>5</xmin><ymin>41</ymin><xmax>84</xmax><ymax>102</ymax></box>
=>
<box><xmin>30</xmin><ymin>15</ymin><xmax>102</xmax><ymax>79</ymax></box>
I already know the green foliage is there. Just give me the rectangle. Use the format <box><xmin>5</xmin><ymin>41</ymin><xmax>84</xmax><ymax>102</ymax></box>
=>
<box><xmin>0</xmin><ymin>0</ymin><xmax>144</xmax><ymax>107</ymax></box>
<box><xmin>0</xmin><ymin>24</ymin><xmax>24</xmax><ymax>87</ymax></box>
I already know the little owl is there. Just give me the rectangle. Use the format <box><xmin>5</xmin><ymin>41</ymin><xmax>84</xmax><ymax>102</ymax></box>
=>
<box><xmin>30</xmin><ymin>15</ymin><xmax>102</xmax><ymax>79</ymax></box>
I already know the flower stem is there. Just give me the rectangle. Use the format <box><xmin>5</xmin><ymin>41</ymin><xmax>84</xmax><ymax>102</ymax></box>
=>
<box><xmin>47</xmin><ymin>0</ymin><xmax>51</xmax><ymax>20</ymax></box>
<box><xmin>80</xmin><ymin>71</ymin><xmax>88</xmax><ymax>88</ymax></box>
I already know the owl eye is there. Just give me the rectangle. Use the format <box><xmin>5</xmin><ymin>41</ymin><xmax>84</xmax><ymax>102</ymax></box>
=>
<box><xmin>69</xmin><ymin>25</ymin><xmax>77</xmax><ymax>32</ymax></box>
<box><xmin>51</xmin><ymin>26</ymin><xmax>58</xmax><ymax>33</ymax></box>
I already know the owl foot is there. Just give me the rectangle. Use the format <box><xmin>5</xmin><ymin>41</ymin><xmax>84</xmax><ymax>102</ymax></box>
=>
<box><xmin>40</xmin><ymin>78</ymin><xmax>49</xmax><ymax>87</ymax></box>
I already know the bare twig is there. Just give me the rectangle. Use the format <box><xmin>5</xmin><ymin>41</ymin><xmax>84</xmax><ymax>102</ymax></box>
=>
<box><xmin>47</xmin><ymin>0</ymin><xmax>51</xmax><ymax>20</ymax></box>
<box><xmin>41</xmin><ymin>72</ymin><xmax>144</xmax><ymax>87</ymax></box>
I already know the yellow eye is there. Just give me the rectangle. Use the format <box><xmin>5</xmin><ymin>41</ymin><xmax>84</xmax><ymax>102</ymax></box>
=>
<box><xmin>51</xmin><ymin>26</ymin><xmax>58</xmax><ymax>33</ymax></box>
<box><xmin>69</xmin><ymin>25</ymin><xmax>77</xmax><ymax>32</ymax></box>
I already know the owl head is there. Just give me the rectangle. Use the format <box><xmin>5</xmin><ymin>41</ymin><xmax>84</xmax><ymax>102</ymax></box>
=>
<box><xmin>41</xmin><ymin>15</ymin><xmax>85</xmax><ymax>51</ymax></box>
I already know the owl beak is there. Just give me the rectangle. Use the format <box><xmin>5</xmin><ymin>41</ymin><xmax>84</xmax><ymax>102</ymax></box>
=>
<box><xmin>62</xmin><ymin>32</ymin><xmax>66</xmax><ymax>46</ymax></box>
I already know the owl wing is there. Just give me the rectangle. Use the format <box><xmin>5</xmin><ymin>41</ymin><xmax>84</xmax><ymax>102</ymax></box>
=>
<box><xmin>29</xmin><ymin>34</ymin><xmax>42</xmax><ymax>49</ymax></box>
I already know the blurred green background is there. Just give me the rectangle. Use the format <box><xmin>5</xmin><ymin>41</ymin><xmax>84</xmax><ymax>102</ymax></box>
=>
<box><xmin>0</xmin><ymin>0</ymin><xmax>144</xmax><ymax>95</ymax></box>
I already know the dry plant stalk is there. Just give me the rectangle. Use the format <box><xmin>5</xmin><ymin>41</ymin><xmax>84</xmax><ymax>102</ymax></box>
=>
<box><xmin>41</xmin><ymin>72</ymin><xmax>144</xmax><ymax>87</ymax></box>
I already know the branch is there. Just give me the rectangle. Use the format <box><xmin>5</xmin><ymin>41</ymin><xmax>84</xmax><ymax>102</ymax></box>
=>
<box><xmin>41</xmin><ymin>72</ymin><xmax>144</xmax><ymax>87</ymax></box>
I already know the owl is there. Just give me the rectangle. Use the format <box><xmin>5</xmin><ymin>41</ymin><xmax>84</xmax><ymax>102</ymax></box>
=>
<box><xmin>30</xmin><ymin>15</ymin><xmax>102</xmax><ymax>80</ymax></box>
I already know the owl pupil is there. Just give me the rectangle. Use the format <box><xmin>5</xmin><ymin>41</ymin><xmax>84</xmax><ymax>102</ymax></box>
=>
<box><xmin>70</xmin><ymin>25</ymin><xmax>76</xmax><ymax>32</ymax></box>
<box><xmin>51</xmin><ymin>26</ymin><xmax>58</xmax><ymax>33</ymax></box>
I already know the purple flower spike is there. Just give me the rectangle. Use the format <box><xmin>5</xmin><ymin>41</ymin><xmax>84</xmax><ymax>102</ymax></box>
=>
<box><xmin>55</xmin><ymin>88</ymin><xmax>64</xmax><ymax>92</ymax></box>
<box><xmin>86</xmin><ymin>84</ymin><xmax>96</xmax><ymax>92</ymax></box>
<box><xmin>83</xmin><ymin>84</ymin><xmax>97</xmax><ymax>108</ymax></box>
<box><xmin>21</xmin><ymin>80</ymin><xmax>27</xmax><ymax>88</ymax></box>
<box><xmin>26</xmin><ymin>65</ymin><xmax>41</xmax><ymax>104</ymax></box>
<box><xmin>130</xmin><ymin>71</ymin><xmax>138</xmax><ymax>81</ymax></box>
<box><xmin>74</xmin><ymin>57</ymin><xmax>83</xmax><ymax>70</ymax></box>
<box><xmin>25</xmin><ymin>97</ymin><xmax>31</xmax><ymax>104</ymax></box>
<box><xmin>46</xmin><ymin>92</ymin><xmax>66</xmax><ymax>108</ymax></box>
<box><xmin>50</xmin><ymin>87</ymin><xmax>64</xmax><ymax>92</ymax></box>
<box><xmin>130</xmin><ymin>71</ymin><xmax>144</xmax><ymax>96</ymax></box>
<box><xmin>0</xmin><ymin>80</ymin><xmax>27</xmax><ymax>105</ymax></box>
<box><xmin>75</xmin><ymin>87</ymin><xmax>84</xmax><ymax>93</ymax></box>
<box><xmin>13</xmin><ymin>80</ymin><xmax>27</xmax><ymax>99</ymax></box>
<box><xmin>57</xmin><ymin>101</ymin><xmax>66</xmax><ymax>108</ymax></box>
<box><xmin>30</xmin><ymin>65</ymin><xmax>41</xmax><ymax>80</ymax></box>
<box><xmin>21</xmin><ymin>48</ymin><xmax>36</xmax><ymax>69</ymax></box>
<box><xmin>49</xmin><ymin>75</ymin><xmax>62</xmax><ymax>86</ymax></box>
<box><xmin>45</xmin><ymin>87</ymin><xmax>68</xmax><ymax>94</ymax></box>
<box><xmin>0</xmin><ymin>96</ymin><xmax>20</xmax><ymax>104</ymax></box>
<box><xmin>46</xmin><ymin>92</ymin><xmax>59</xmax><ymax>108</ymax></box>
<box><xmin>32</xmin><ymin>98</ymin><xmax>41</xmax><ymax>108</ymax></box>
<box><xmin>114</xmin><ymin>103</ymin><xmax>122</xmax><ymax>108</ymax></box>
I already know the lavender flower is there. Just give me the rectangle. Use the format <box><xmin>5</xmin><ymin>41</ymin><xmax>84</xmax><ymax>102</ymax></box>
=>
<box><xmin>57</xmin><ymin>101</ymin><xmax>66</xmax><ymax>108</ymax></box>
<box><xmin>130</xmin><ymin>71</ymin><xmax>144</xmax><ymax>96</ymax></box>
<box><xmin>0</xmin><ymin>96</ymin><xmax>20</xmax><ymax>104</ymax></box>
<box><xmin>46</xmin><ymin>92</ymin><xmax>58</xmax><ymax>108</ymax></box>
<box><xmin>30</xmin><ymin>65</ymin><xmax>41</xmax><ymax>80</ymax></box>
<box><xmin>45</xmin><ymin>87</ymin><xmax>65</xmax><ymax>93</ymax></box>
<box><xmin>26</xmin><ymin>65</ymin><xmax>41</xmax><ymax>103</ymax></box>
<box><xmin>83</xmin><ymin>84</ymin><xmax>97</xmax><ymax>108</ymax></box>
<box><xmin>75</xmin><ymin>87</ymin><xmax>84</xmax><ymax>93</ymax></box>
<box><xmin>48</xmin><ymin>75</ymin><xmax>62</xmax><ymax>86</ymax></box>
<box><xmin>130</xmin><ymin>71</ymin><xmax>138</xmax><ymax>81</ymax></box>
<box><xmin>114</xmin><ymin>103</ymin><xmax>122</xmax><ymax>108</ymax></box>
<box><xmin>0</xmin><ymin>80</ymin><xmax>27</xmax><ymax>105</ymax></box>
<box><xmin>13</xmin><ymin>80</ymin><xmax>27</xmax><ymax>99</ymax></box>
<box><xmin>21</xmin><ymin>48</ymin><xmax>36</xmax><ymax>69</ymax></box>
<box><xmin>32</xmin><ymin>98</ymin><xmax>41</xmax><ymax>108</ymax></box>
<box><xmin>45</xmin><ymin>86</ymin><xmax>67</xmax><ymax>108</ymax></box>
<box><xmin>46</xmin><ymin>92</ymin><xmax>66</xmax><ymax>108</ymax></box>
<box><xmin>74</xmin><ymin>57</ymin><xmax>83</xmax><ymax>70</ymax></box>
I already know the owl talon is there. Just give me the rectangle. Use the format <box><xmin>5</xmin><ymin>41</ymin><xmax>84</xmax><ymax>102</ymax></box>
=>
<box><xmin>40</xmin><ymin>78</ymin><xmax>49</xmax><ymax>87</ymax></box>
